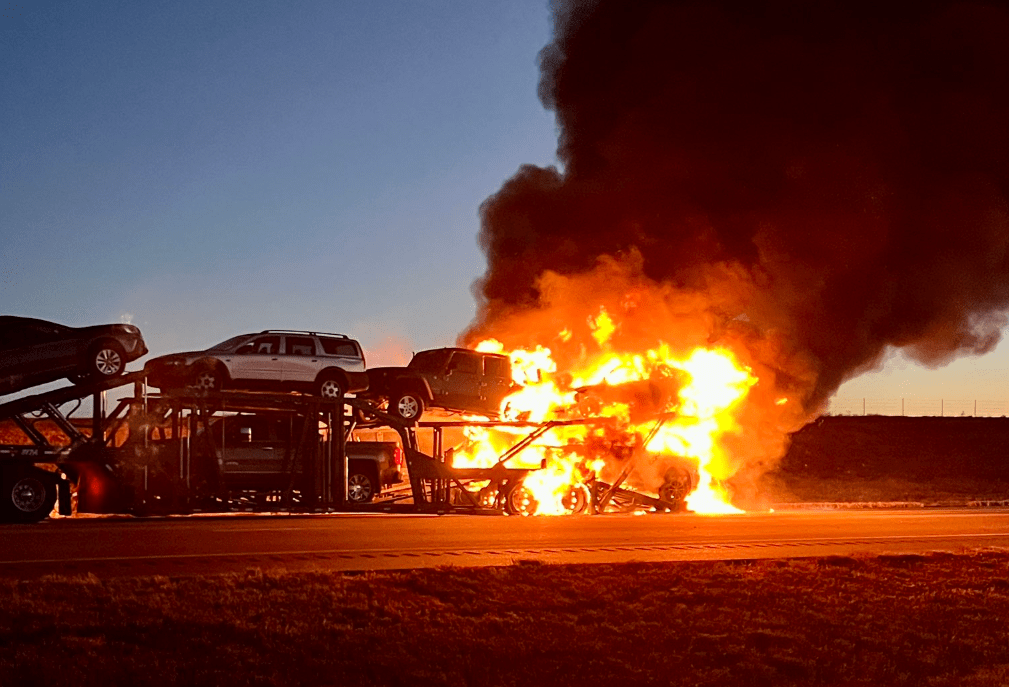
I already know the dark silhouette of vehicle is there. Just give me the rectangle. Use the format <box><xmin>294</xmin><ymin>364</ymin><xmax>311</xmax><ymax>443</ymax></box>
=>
<box><xmin>195</xmin><ymin>413</ymin><xmax>402</xmax><ymax>504</ymax></box>
<box><xmin>363</xmin><ymin>347</ymin><xmax>517</xmax><ymax>421</ymax></box>
<box><xmin>0</xmin><ymin>316</ymin><xmax>148</xmax><ymax>396</ymax></box>
<box><xmin>145</xmin><ymin>330</ymin><xmax>369</xmax><ymax>398</ymax></box>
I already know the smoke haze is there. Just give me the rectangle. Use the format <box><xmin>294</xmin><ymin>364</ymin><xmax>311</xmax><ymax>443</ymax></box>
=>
<box><xmin>465</xmin><ymin>0</ymin><xmax>1009</xmax><ymax>412</ymax></box>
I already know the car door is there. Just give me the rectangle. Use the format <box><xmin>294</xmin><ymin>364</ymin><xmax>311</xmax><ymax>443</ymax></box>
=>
<box><xmin>226</xmin><ymin>335</ymin><xmax>284</xmax><ymax>386</ymax></box>
<box><xmin>281</xmin><ymin>335</ymin><xmax>320</xmax><ymax>387</ymax></box>
<box><xmin>439</xmin><ymin>350</ymin><xmax>484</xmax><ymax>411</ymax></box>
<box><xmin>0</xmin><ymin>322</ymin><xmax>78</xmax><ymax>391</ymax></box>
<box><xmin>480</xmin><ymin>355</ymin><xmax>514</xmax><ymax>415</ymax></box>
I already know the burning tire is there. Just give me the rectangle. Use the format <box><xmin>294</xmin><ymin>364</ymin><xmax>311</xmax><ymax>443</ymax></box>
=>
<box><xmin>561</xmin><ymin>483</ymin><xmax>591</xmax><ymax>515</ymax></box>
<box><xmin>658</xmin><ymin>466</ymin><xmax>693</xmax><ymax>511</ymax></box>
<box><xmin>503</xmin><ymin>482</ymin><xmax>538</xmax><ymax>516</ymax></box>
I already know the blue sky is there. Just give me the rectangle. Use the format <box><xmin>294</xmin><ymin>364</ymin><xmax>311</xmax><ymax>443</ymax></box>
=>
<box><xmin>1</xmin><ymin>0</ymin><xmax>556</xmax><ymax>364</ymax></box>
<box><xmin>2</xmin><ymin>0</ymin><xmax>1008</xmax><ymax>408</ymax></box>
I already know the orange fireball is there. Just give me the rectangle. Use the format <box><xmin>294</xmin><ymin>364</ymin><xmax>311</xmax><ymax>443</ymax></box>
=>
<box><xmin>451</xmin><ymin>308</ymin><xmax>758</xmax><ymax>515</ymax></box>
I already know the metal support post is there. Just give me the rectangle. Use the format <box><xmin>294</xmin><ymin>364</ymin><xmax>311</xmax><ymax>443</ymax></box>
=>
<box><xmin>338</xmin><ymin>392</ymin><xmax>347</xmax><ymax>508</ymax></box>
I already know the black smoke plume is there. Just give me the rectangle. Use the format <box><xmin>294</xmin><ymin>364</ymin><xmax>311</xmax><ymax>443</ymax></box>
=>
<box><xmin>465</xmin><ymin>0</ymin><xmax>1009</xmax><ymax>411</ymax></box>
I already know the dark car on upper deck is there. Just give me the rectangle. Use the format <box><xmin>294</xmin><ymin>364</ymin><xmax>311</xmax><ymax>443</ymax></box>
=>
<box><xmin>0</xmin><ymin>316</ymin><xmax>148</xmax><ymax>395</ymax></box>
<box><xmin>362</xmin><ymin>347</ymin><xmax>517</xmax><ymax>421</ymax></box>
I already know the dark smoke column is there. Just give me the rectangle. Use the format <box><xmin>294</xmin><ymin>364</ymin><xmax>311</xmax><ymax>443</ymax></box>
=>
<box><xmin>466</xmin><ymin>0</ymin><xmax>1009</xmax><ymax>410</ymax></box>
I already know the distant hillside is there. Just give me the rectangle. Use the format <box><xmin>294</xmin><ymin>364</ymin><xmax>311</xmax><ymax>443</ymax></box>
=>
<box><xmin>761</xmin><ymin>416</ymin><xmax>1009</xmax><ymax>505</ymax></box>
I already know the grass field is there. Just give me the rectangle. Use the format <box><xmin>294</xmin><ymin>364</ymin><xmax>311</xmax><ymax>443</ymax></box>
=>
<box><xmin>3</xmin><ymin>552</ymin><xmax>1009</xmax><ymax>686</ymax></box>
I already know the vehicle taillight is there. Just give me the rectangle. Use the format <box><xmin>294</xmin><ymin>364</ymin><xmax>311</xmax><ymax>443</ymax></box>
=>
<box><xmin>394</xmin><ymin>446</ymin><xmax>403</xmax><ymax>466</ymax></box>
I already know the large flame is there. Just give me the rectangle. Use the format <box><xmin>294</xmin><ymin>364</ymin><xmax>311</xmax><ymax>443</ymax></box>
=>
<box><xmin>453</xmin><ymin>307</ymin><xmax>758</xmax><ymax>515</ymax></box>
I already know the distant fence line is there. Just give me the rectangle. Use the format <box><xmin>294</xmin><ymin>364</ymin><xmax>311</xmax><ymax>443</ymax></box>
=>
<box><xmin>828</xmin><ymin>398</ymin><xmax>1009</xmax><ymax>417</ymax></box>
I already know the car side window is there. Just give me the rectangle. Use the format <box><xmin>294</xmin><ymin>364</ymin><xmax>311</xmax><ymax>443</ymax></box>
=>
<box><xmin>244</xmin><ymin>336</ymin><xmax>281</xmax><ymax>355</ymax></box>
<box><xmin>450</xmin><ymin>352</ymin><xmax>481</xmax><ymax>375</ymax></box>
<box><xmin>484</xmin><ymin>356</ymin><xmax>510</xmax><ymax>380</ymax></box>
<box><xmin>319</xmin><ymin>337</ymin><xmax>358</xmax><ymax>357</ymax></box>
<box><xmin>285</xmin><ymin>336</ymin><xmax>315</xmax><ymax>356</ymax></box>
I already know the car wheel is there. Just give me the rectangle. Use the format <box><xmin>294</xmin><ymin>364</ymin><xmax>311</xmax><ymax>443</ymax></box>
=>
<box><xmin>4</xmin><ymin>469</ymin><xmax>57</xmax><ymax>523</ymax></box>
<box><xmin>88</xmin><ymin>341</ymin><xmax>126</xmax><ymax>380</ymax></box>
<box><xmin>347</xmin><ymin>470</ymin><xmax>375</xmax><ymax>503</ymax></box>
<box><xmin>316</xmin><ymin>375</ymin><xmax>345</xmax><ymax>399</ymax></box>
<box><xmin>391</xmin><ymin>391</ymin><xmax>425</xmax><ymax>421</ymax></box>
<box><xmin>658</xmin><ymin>466</ymin><xmax>693</xmax><ymax>510</ymax></box>
<box><xmin>191</xmin><ymin>365</ymin><xmax>222</xmax><ymax>392</ymax></box>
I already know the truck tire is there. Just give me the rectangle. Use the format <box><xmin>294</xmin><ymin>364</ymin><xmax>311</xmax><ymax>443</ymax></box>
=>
<box><xmin>391</xmin><ymin>390</ymin><xmax>425</xmax><ymax>421</ymax></box>
<box><xmin>503</xmin><ymin>482</ymin><xmax>538</xmax><ymax>516</ymax></box>
<box><xmin>347</xmin><ymin>468</ymin><xmax>376</xmax><ymax>503</ymax></box>
<box><xmin>3</xmin><ymin>468</ymin><xmax>57</xmax><ymax>523</ymax></box>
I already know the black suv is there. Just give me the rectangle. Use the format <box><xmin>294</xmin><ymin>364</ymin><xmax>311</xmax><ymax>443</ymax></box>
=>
<box><xmin>364</xmin><ymin>347</ymin><xmax>517</xmax><ymax>421</ymax></box>
<box><xmin>0</xmin><ymin>316</ymin><xmax>148</xmax><ymax>395</ymax></box>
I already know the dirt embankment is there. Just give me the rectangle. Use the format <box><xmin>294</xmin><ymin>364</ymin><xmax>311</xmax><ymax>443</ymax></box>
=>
<box><xmin>764</xmin><ymin>416</ymin><xmax>1009</xmax><ymax>505</ymax></box>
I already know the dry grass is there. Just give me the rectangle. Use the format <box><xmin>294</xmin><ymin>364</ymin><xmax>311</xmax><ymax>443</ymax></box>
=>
<box><xmin>3</xmin><ymin>553</ymin><xmax>1009</xmax><ymax>686</ymax></box>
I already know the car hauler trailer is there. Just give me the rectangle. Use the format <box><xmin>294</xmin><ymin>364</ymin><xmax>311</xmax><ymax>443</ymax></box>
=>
<box><xmin>0</xmin><ymin>378</ymin><xmax>404</xmax><ymax>522</ymax></box>
<box><xmin>1</xmin><ymin>376</ymin><xmax>688</xmax><ymax>523</ymax></box>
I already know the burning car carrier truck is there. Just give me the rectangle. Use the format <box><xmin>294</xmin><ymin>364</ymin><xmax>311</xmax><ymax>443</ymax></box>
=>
<box><xmin>0</xmin><ymin>371</ymin><xmax>689</xmax><ymax>523</ymax></box>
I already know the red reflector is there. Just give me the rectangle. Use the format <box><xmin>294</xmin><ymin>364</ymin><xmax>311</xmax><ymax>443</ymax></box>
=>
<box><xmin>394</xmin><ymin>446</ymin><xmax>403</xmax><ymax>466</ymax></box>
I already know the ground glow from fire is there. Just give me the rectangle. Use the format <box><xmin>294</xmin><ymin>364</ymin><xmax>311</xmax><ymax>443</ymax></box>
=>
<box><xmin>457</xmin><ymin>308</ymin><xmax>758</xmax><ymax>515</ymax></box>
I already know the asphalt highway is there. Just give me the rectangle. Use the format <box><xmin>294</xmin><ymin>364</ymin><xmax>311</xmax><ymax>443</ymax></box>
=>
<box><xmin>2</xmin><ymin>508</ymin><xmax>1008</xmax><ymax>579</ymax></box>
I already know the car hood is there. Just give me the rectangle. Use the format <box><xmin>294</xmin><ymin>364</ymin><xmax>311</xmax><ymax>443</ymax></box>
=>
<box><xmin>146</xmin><ymin>351</ymin><xmax>211</xmax><ymax>366</ymax></box>
<box><xmin>73</xmin><ymin>323</ymin><xmax>143</xmax><ymax>337</ymax></box>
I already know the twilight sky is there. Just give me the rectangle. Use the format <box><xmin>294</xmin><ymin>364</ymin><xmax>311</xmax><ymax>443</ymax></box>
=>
<box><xmin>2</xmin><ymin>0</ymin><xmax>1008</xmax><ymax>407</ymax></box>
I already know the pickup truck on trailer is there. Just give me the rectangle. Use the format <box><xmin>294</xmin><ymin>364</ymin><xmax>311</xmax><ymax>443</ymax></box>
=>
<box><xmin>203</xmin><ymin>412</ymin><xmax>402</xmax><ymax>504</ymax></box>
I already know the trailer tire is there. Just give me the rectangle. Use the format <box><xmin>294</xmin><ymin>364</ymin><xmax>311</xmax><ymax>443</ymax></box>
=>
<box><xmin>391</xmin><ymin>390</ymin><xmax>425</xmax><ymax>421</ymax></box>
<box><xmin>347</xmin><ymin>467</ymin><xmax>376</xmax><ymax>503</ymax></box>
<box><xmin>87</xmin><ymin>340</ymin><xmax>127</xmax><ymax>380</ymax></box>
<box><xmin>503</xmin><ymin>482</ymin><xmax>538</xmax><ymax>516</ymax></box>
<box><xmin>561</xmin><ymin>483</ymin><xmax>591</xmax><ymax>515</ymax></box>
<box><xmin>3</xmin><ymin>468</ymin><xmax>57</xmax><ymax>523</ymax></box>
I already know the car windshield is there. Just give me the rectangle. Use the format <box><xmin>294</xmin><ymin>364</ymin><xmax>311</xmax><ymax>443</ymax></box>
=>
<box><xmin>206</xmin><ymin>335</ymin><xmax>252</xmax><ymax>352</ymax></box>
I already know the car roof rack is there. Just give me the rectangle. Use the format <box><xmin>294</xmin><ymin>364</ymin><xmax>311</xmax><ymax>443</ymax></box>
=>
<box><xmin>259</xmin><ymin>330</ymin><xmax>351</xmax><ymax>339</ymax></box>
